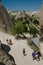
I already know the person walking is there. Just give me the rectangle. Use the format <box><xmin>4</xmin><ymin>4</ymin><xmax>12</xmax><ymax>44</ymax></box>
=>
<box><xmin>23</xmin><ymin>48</ymin><xmax>26</xmax><ymax>56</ymax></box>
<box><xmin>0</xmin><ymin>40</ymin><xmax>2</xmax><ymax>48</ymax></box>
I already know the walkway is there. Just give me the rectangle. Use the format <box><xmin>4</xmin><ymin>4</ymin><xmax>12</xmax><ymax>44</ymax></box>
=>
<box><xmin>0</xmin><ymin>31</ymin><xmax>43</xmax><ymax>65</ymax></box>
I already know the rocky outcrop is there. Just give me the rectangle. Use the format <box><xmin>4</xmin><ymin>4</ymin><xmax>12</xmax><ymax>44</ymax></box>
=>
<box><xmin>0</xmin><ymin>3</ymin><xmax>12</xmax><ymax>32</ymax></box>
<box><xmin>0</xmin><ymin>44</ymin><xmax>16</xmax><ymax>65</ymax></box>
<box><xmin>40</xmin><ymin>3</ymin><xmax>43</xmax><ymax>36</ymax></box>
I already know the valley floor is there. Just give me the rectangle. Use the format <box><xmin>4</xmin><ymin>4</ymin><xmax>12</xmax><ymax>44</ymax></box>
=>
<box><xmin>0</xmin><ymin>31</ymin><xmax>43</xmax><ymax>65</ymax></box>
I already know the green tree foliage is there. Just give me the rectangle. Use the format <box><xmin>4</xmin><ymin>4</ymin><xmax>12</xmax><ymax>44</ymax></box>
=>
<box><xmin>28</xmin><ymin>15</ymin><xmax>39</xmax><ymax>25</ymax></box>
<box><xmin>12</xmin><ymin>14</ymin><xmax>40</xmax><ymax>38</ymax></box>
<box><xmin>12</xmin><ymin>20</ymin><xmax>25</xmax><ymax>35</ymax></box>
<box><xmin>33</xmin><ymin>19</ymin><xmax>39</xmax><ymax>25</ymax></box>
<box><xmin>29</xmin><ymin>23</ymin><xmax>39</xmax><ymax>37</ymax></box>
<box><xmin>32</xmin><ymin>15</ymin><xmax>39</xmax><ymax>25</ymax></box>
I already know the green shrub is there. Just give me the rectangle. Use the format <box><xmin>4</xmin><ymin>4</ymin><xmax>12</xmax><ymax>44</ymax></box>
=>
<box><xmin>12</xmin><ymin>20</ymin><xmax>25</xmax><ymax>35</ymax></box>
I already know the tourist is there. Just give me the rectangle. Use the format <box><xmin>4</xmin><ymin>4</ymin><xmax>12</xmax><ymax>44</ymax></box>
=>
<box><xmin>0</xmin><ymin>40</ymin><xmax>2</xmax><ymax>48</ymax></box>
<box><xmin>8</xmin><ymin>39</ymin><xmax>13</xmax><ymax>45</ymax></box>
<box><xmin>23</xmin><ymin>48</ymin><xmax>25</xmax><ymax>56</ymax></box>
<box><xmin>6</xmin><ymin>39</ymin><xmax>13</xmax><ymax>45</ymax></box>
<box><xmin>32</xmin><ymin>51</ymin><xmax>37</xmax><ymax>60</ymax></box>
<box><xmin>37</xmin><ymin>52</ymin><xmax>41</xmax><ymax>61</ymax></box>
<box><xmin>6</xmin><ymin>39</ymin><xmax>9</xmax><ymax>44</ymax></box>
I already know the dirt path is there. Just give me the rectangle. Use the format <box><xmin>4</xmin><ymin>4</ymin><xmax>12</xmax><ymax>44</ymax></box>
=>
<box><xmin>0</xmin><ymin>31</ymin><xmax>43</xmax><ymax>65</ymax></box>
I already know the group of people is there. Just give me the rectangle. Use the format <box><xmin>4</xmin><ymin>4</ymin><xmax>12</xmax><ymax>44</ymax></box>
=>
<box><xmin>6</xmin><ymin>39</ymin><xmax>13</xmax><ymax>45</ymax></box>
<box><xmin>0</xmin><ymin>39</ymin><xmax>13</xmax><ymax>47</ymax></box>
<box><xmin>0</xmin><ymin>39</ymin><xmax>41</xmax><ymax>61</ymax></box>
<box><xmin>23</xmin><ymin>48</ymin><xmax>41</xmax><ymax>61</ymax></box>
<box><xmin>32</xmin><ymin>51</ymin><xmax>41</xmax><ymax>61</ymax></box>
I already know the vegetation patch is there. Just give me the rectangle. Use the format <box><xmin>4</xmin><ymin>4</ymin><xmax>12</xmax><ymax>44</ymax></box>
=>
<box><xmin>27</xmin><ymin>40</ymin><xmax>39</xmax><ymax>52</ymax></box>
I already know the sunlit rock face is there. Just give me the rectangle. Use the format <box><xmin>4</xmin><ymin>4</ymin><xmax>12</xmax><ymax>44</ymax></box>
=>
<box><xmin>40</xmin><ymin>3</ymin><xmax>43</xmax><ymax>35</ymax></box>
<box><xmin>40</xmin><ymin>3</ymin><xmax>43</xmax><ymax>26</ymax></box>
<box><xmin>0</xmin><ymin>3</ymin><xmax>12</xmax><ymax>31</ymax></box>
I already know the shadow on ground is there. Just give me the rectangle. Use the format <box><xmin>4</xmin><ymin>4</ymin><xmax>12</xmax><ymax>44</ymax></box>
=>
<box><xmin>1</xmin><ymin>44</ymin><xmax>10</xmax><ymax>53</ymax></box>
<box><xmin>15</xmin><ymin>35</ymin><xmax>29</xmax><ymax>40</ymax></box>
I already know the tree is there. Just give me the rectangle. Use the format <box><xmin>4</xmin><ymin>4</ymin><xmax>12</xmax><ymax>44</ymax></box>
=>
<box><xmin>28</xmin><ymin>23</ymin><xmax>39</xmax><ymax>37</ymax></box>
<box><xmin>33</xmin><ymin>19</ymin><xmax>39</xmax><ymax>25</ymax></box>
<box><xmin>32</xmin><ymin>15</ymin><xmax>39</xmax><ymax>25</ymax></box>
<box><xmin>28</xmin><ymin>15</ymin><xmax>39</xmax><ymax>26</ymax></box>
<box><xmin>12</xmin><ymin>20</ymin><xmax>25</xmax><ymax>36</ymax></box>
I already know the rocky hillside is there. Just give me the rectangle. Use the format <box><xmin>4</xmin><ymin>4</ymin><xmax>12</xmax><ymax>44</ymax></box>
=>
<box><xmin>0</xmin><ymin>3</ymin><xmax>12</xmax><ymax>31</ymax></box>
<box><xmin>8</xmin><ymin>10</ymin><xmax>40</xmax><ymax>19</ymax></box>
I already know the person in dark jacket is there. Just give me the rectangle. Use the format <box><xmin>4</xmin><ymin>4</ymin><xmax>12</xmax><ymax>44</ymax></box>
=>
<box><xmin>23</xmin><ymin>48</ymin><xmax>26</xmax><ymax>56</ymax></box>
<box><xmin>37</xmin><ymin>52</ymin><xmax>41</xmax><ymax>61</ymax></box>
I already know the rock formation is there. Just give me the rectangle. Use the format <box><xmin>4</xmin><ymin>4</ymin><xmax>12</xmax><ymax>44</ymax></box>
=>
<box><xmin>0</xmin><ymin>1</ymin><xmax>12</xmax><ymax>32</ymax></box>
<box><xmin>0</xmin><ymin>43</ymin><xmax>16</xmax><ymax>65</ymax></box>
<box><xmin>40</xmin><ymin>3</ymin><xmax>43</xmax><ymax>36</ymax></box>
